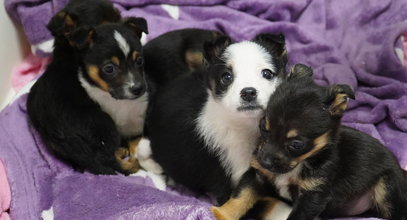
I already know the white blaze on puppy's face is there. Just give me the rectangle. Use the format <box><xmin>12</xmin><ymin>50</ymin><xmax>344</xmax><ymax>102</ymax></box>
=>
<box><xmin>220</xmin><ymin>41</ymin><xmax>280</xmax><ymax>117</ymax></box>
<box><xmin>114</xmin><ymin>30</ymin><xmax>130</xmax><ymax>57</ymax></box>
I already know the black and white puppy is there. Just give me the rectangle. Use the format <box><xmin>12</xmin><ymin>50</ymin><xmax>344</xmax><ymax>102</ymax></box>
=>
<box><xmin>212</xmin><ymin>64</ymin><xmax>407</xmax><ymax>220</ymax></box>
<box><xmin>145</xmin><ymin>34</ymin><xmax>287</xmax><ymax>203</ymax></box>
<box><xmin>27</xmin><ymin>14</ymin><xmax>149</xmax><ymax>174</ymax></box>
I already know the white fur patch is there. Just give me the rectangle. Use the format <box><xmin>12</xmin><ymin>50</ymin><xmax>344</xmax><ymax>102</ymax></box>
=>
<box><xmin>137</xmin><ymin>138</ymin><xmax>164</xmax><ymax>174</ymax></box>
<box><xmin>273</xmin><ymin>164</ymin><xmax>303</xmax><ymax>201</ymax></box>
<box><xmin>263</xmin><ymin>201</ymin><xmax>292</xmax><ymax>220</ymax></box>
<box><xmin>114</xmin><ymin>31</ymin><xmax>130</xmax><ymax>57</ymax></box>
<box><xmin>41</xmin><ymin>206</ymin><xmax>54</xmax><ymax>220</ymax></box>
<box><xmin>221</xmin><ymin>41</ymin><xmax>280</xmax><ymax>114</ymax></box>
<box><xmin>78</xmin><ymin>73</ymin><xmax>147</xmax><ymax>137</ymax></box>
<box><xmin>196</xmin><ymin>95</ymin><xmax>260</xmax><ymax>185</ymax></box>
<box><xmin>132</xmin><ymin>169</ymin><xmax>166</xmax><ymax>191</ymax></box>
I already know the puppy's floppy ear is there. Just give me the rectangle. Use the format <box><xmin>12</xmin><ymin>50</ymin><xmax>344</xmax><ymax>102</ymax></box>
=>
<box><xmin>286</xmin><ymin>64</ymin><xmax>313</xmax><ymax>80</ymax></box>
<box><xmin>203</xmin><ymin>36</ymin><xmax>232</xmax><ymax>64</ymax></box>
<box><xmin>254</xmin><ymin>33</ymin><xmax>286</xmax><ymax>58</ymax></box>
<box><xmin>325</xmin><ymin>84</ymin><xmax>355</xmax><ymax>117</ymax></box>
<box><xmin>67</xmin><ymin>26</ymin><xmax>95</xmax><ymax>50</ymax></box>
<box><xmin>47</xmin><ymin>11</ymin><xmax>78</xmax><ymax>37</ymax></box>
<box><xmin>123</xmin><ymin>17</ymin><xmax>148</xmax><ymax>39</ymax></box>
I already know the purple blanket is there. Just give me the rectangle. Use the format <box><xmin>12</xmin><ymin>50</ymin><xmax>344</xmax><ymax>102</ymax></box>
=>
<box><xmin>3</xmin><ymin>0</ymin><xmax>407</xmax><ymax>219</ymax></box>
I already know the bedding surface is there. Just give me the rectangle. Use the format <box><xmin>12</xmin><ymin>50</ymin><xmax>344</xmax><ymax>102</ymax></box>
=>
<box><xmin>2</xmin><ymin>0</ymin><xmax>407</xmax><ymax>219</ymax></box>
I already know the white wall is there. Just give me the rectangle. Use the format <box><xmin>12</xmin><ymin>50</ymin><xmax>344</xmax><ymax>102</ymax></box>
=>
<box><xmin>0</xmin><ymin>0</ymin><xmax>30</xmax><ymax>109</ymax></box>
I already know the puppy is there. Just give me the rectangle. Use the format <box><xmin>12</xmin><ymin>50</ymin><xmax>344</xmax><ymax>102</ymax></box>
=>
<box><xmin>146</xmin><ymin>34</ymin><xmax>287</xmax><ymax>203</ymax></box>
<box><xmin>47</xmin><ymin>0</ymin><xmax>121</xmax><ymax>38</ymax></box>
<box><xmin>212</xmin><ymin>64</ymin><xmax>407</xmax><ymax>220</ymax></box>
<box><xmin>143</xmin><ymin>28</ymin><xmax>223</xmax><ymax>87</ymax></box>
<box><xmin>27</xmin><ymin>13</ymin><xmax>149</xmax><ymax>174</ymax></box>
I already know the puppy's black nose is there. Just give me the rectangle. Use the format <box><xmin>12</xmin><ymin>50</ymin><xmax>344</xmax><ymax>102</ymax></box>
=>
<box><xmin>130</xmin><ymin>83</ymin><xmax>145</xmax><ymax>97</ymax></box>
<box><xmin>240</xmin><ymin>87</ymin><xmax>257</xmax><ymax>102</ymax></box>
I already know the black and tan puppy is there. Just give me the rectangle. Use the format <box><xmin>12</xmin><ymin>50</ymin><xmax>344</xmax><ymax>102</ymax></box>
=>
<box><xmin>27</xmin><ymin>1</ymin><xmax>149</xmax><ymax>174</ymax></box>
<box><xmin>143</xmin><ymin>28</ymin><xmax>222</xmax><ymax>87</ymax></box>
<box><xmin>47</xmin><ymin>0</ymin><xmax>121</xmax><ymax>38</ymax></box>
<box><xmin>212</xmin><ymin>64</ymin><xmax>407</xmax><ymax>220</ymax></box>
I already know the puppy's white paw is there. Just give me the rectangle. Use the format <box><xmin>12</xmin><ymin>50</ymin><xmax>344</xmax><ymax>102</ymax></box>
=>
<box><xmin>263</xmin><ymin>201</ymin><xmax>292</xmax><ymax>220</ymax></box>
<box><xmin>137</xmin><ymin>138</ymin><xmax>152</xmax><ymax>159</ymax></box>
<box><xmin>137</xmin><ymin>138</ymin><xmax>163</xmax><ymax>174</ymax></box>
<box><xmin>140</xmin><ymin>158</ymin><xmax>163</xmax><ymax>174</ymax></box>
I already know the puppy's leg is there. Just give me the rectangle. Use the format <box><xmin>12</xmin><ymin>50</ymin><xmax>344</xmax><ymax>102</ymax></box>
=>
<box><xmin>259</xmin><ymin>197</ymin><xmax>292</xmax><ymax>220</ymax></box>
<box><xmin>287</xmin><ymin>190</ymin><xmax>330</xmax><ymax>220</ymax></box>
<box><xmin>378</xmin><ymin>174</ymin><xmax>407</xmax><ymax>220</ymax></box>
<box><xmin>211</xmin><ymin>169</ymin><xmax>260</xmax><ymax>220</ymax></box>
<box><xmin>137</xmin><ymin>138</ymin><xmax>163</xmax><ymax>174</ymax></box>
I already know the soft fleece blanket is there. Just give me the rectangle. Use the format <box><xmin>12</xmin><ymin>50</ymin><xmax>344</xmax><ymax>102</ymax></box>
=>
<box><xmin>3</xmin><ymin>0</ymin><xmax>407</xmax><ymax>219</ymax></box>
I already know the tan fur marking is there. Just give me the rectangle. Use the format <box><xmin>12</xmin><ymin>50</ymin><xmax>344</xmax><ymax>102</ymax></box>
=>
<box><xmin>132</xmin><ymin>51</ymin><xmax>138</xmax><ymax>61</ymax></box>
<box><xmin>258</xmin><ymin>197</ymin><xmax>279</xmax><ymax>219</ymax></box>
<box><xmin>281</xmin><ymin>48</ymin><xmax>287</xmax><ymax>57</ymax></box>
<box><xmin>65</xmin><ymin>15</ymin><xmax>74</xmax><ymax>26</ymax></box>
<box><xmin>294</xmin><ymin>132</ymin><xmax>329</xmax><ymax>162</ymax></box>
<box><xmin>185</xmin><ymin>50</ymin><xmax>204</xmax><ymax>71</ymax></box>
<box><xmin>251</xmin><ymin>158</ymin><xmax>275</xmax><ymax>181</ymax></box>
<box><xmin>264</xmin><ymin>117</ymin><xmax>270</xmax><ymax>131</ymax></box>
<box><xmin>88</xmin><ymin>65</ymin><xmax>109</xmax><ymax>91</ymax></box>
<box><xmin>57</xmin><ymin>11</ymin><xmax>66</xmax><ymax>18</ymax></box>
<box><xmin>211</xmin><ymin>187</ymin><xmax>259</xmax><ymax>220</ymax></box>
<box><xmin>128</xmin><ymin>138</ymin><xmax>141</xmax><ymax>157</ymax></box>
<box><xmin>287</xmin><ymin>129</ymin><xmax>298</xmax><ymax>138</ymax></box>
<box><xmin>297</xmin><ymin>178</ymin><xmax>325</xmax><ymax>191</ymax></box>
<box><xmin>111</xmin><ymin>56</ymin><xmax>120</xmax><ymax>65</ymax></box>
<box><xmin>290</xmin><ymin>160</ymin><xmax>298</xmax><ymax>168</ymax></box>
<box><xmin>330</xmin><ymin>94</ymin><xmax>348</xmax><ymax>115</ymax></box>
<box><xmin>114</xmin><ymin>147</ymin><xmax>140</xmax><ymax>174</ymax></box>
<box><xmin>373</xmin><ymin>178</ymin><xmax>391</xmax><ymax>218</ymax></box>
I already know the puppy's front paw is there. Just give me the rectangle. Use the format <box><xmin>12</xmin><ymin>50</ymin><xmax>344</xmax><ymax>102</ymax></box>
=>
<box><xmin>137</xmin><ymin>138</ymin><xmax>164</xmax><ymax>174</ymax></box>
<box><xmin>211</xmin><ymin>206</ymin><xmax>234</xmax><ymax>220</ymax></box>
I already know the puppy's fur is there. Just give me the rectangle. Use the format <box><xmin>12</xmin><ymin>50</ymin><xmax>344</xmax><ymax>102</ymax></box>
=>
<box><xmin>212</xmin><ymin>64</ymin><xmax>407</xmax><ymax>220</ymax></box>
<box><xmin>143</xmin><ymin>28</ymin><xmax>223</xmax><ymax>87</ymax></box>
<box><xmin>27</xmin><ymin>3</ymin><xmax>149</xmax><ymax>174</ymax></box>
<box><xmin>146</xmin><ymin>34</ymin><xmax>287</xmax><ymax>203</ymax></box>
<box><xmin>47</xmin><ymin>0</ymin><xmax>121</xmax><ymax>38</ymax></box>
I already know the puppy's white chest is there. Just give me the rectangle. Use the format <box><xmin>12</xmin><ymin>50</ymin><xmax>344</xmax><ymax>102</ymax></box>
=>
<box><xmin>99</xmin><ymin>95</ymin><xmax>148</xmax><ymax>137</ymax></box>
<box><xmin>79</xmin><ymin>74</ymin><xmax>148</xmax><ymax>137</ymax></box>
<box><xmin>273</xmin><ymin>164</ymin><xmax>303</xmax><ymax>201</ymax></box>
<box><xmin>196</xmin><ymin>97</ymin><xmax>260</xmax><ymax>185</ymax></box>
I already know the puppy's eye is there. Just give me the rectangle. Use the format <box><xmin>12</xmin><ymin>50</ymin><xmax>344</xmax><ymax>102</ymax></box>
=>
<box><xmin>221</xmin><ymin>71</ymin><xmax>233</xmax><ymax>85</ymax></box>
<box><xmin>136</xmin><ymin>56</ymin><xmax>144</xmax><ymax>66</ymax></box>
<box><xmin>103</xmin><ymin>63</ymin><xmax>117</xmax><ymax>75</ymax></box>
<box><xmin>288</xmin><ymin>140</ymin><xmax>305</xmax><ymax>151</ymax></box>
<box><xmin>262</xmin><ymin>69</ymin><xmax>276</xmax><ymax>80</ymax></box>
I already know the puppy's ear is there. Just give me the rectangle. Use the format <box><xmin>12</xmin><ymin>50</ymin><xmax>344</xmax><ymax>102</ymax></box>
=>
<box><xmin>325</xmin><ymin>84</ymin><xmax>355</xmax><ymax>117</ymax></box>
<box><xmin>254</xmin><ymin>33</ymin><xmax>286</xmax><ymax>59</ymax></box>
<box><xmin>67</xmin><ymin>26</ymin><xmax>95</xmax><ymax>50</ymax></box>
<box><xmin>203</xmin><ymin>36</ymin><xmax>232</xmax><ymax>64</ymax></box>
<box><xmin>47</xmin><ymin>11</ymin><xmax>78</xmax><ymax>37</ymax></box>
<box><xmin>286</xmin><ymin>64</ymin><xmax>313</xmax><ymax>80</ymax></box>
<box><xmin>123</xmin><ymin>17</ymin><xmax>148</xmax><ymax>39</ymax></box>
